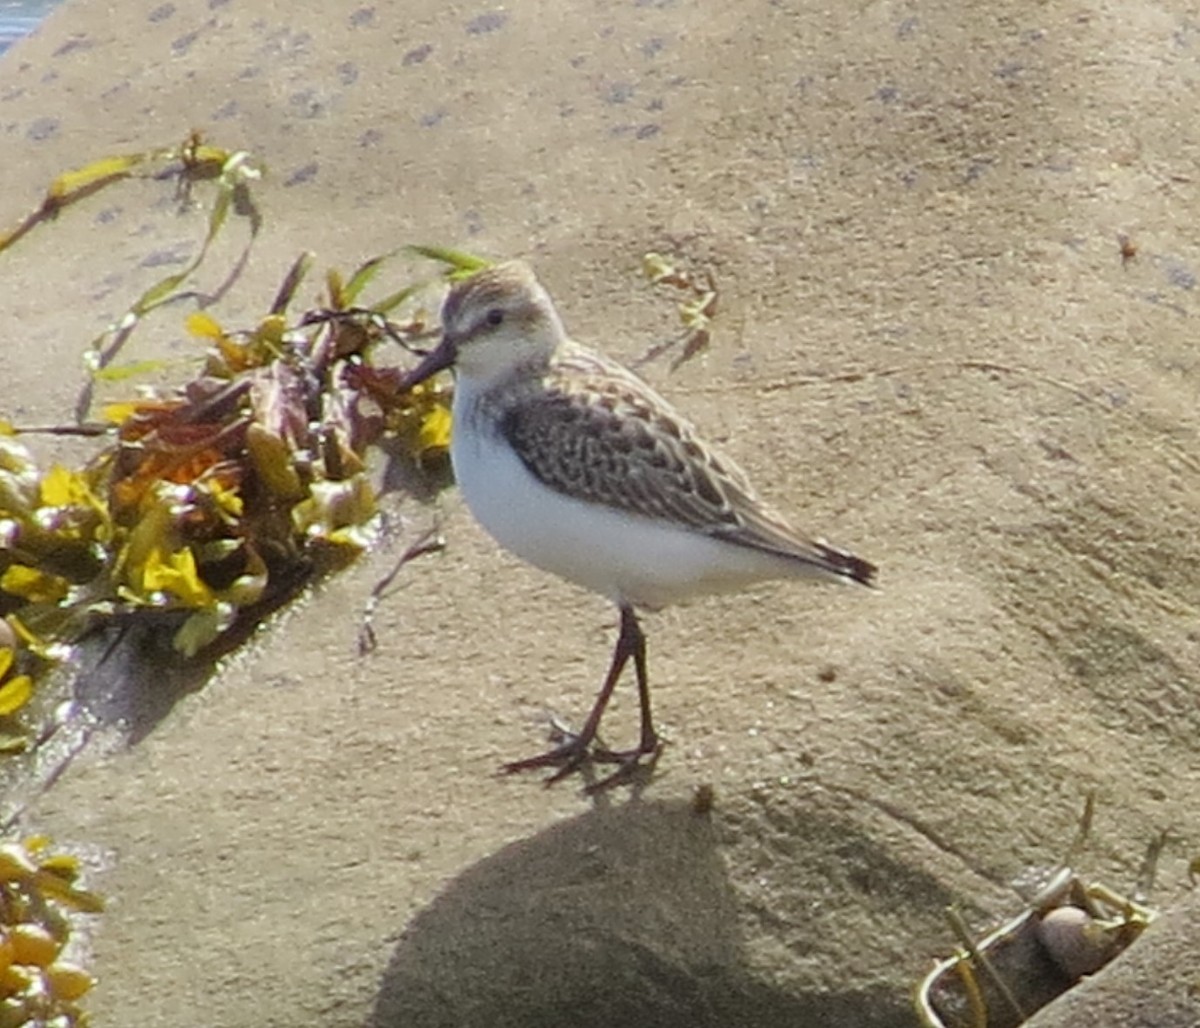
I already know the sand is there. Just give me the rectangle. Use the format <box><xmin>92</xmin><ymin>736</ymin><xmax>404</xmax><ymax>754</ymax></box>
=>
<box><xmin>1</xmin><ymin>0</ymin><xmax>1199</xmax><ymax>1024</ymax></box>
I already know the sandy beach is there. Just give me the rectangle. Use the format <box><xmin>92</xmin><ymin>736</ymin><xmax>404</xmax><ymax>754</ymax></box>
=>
<box><xmin>1</xmin><ymin>0</ymin><xmax>1199</xmax><ymax>1025</ymax></box>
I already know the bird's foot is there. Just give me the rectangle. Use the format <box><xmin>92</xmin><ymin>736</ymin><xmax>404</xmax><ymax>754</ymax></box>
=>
<box><xmin>499</xmin><ymin>717</ymin><xmax>595</xmax><ymax>785</ymax></box>
<box><xmin>500</xmin><ymin>738</ymin><xmax>591</xmax><ymax>784</ymax></box>
<box><xmin>585</xmin><ymin>734</ymin><xmax>665</xmax><ymax>795</ymax></box>
<box><xmin>500</xmin><ymin>719</ymin><xmax>664</xmax><ymax>792</ymax></box>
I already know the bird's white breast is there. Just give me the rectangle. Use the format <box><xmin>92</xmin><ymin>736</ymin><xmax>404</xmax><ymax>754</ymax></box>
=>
<box><xmin>450</xmin><ymin>380</ymin><xmax>798</xmax><ymax>608</ymax></box>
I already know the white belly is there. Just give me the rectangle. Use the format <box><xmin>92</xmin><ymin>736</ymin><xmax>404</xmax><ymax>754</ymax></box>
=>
<box><xmin>450</xmin><ymin>407</ymin><xmax>802</xmax><ymax>609</ymax></box>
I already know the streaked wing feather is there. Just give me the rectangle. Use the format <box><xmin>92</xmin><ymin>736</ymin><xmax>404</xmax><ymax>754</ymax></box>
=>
<box><xmin>500</xmin><ymin>374</ymin><xmax>729</xmax><ymax>532</ymax></box>
<box><xmin>498</xmin><ymin>350</ymin><xmax>876</xmax><ymax>585</ymax></box>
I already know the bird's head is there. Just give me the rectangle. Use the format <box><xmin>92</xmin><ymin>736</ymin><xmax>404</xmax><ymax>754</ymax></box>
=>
<box><xmin>401</xmin><ymin>261</ymin><xmax>566</xmax><ymax>388</ymax></box>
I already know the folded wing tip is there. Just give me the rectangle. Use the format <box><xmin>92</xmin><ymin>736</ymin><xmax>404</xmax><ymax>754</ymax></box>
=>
<box><xmin>816</xmin><ymin>541</ymin><xmax>878</xmax><ymax>588</ymax></box>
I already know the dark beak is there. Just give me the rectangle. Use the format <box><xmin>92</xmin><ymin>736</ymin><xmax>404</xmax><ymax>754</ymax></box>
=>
<box><xmin>399</xmin><ymin>335</ymin><xmax>457</xmax><ymax>390</ymax></box>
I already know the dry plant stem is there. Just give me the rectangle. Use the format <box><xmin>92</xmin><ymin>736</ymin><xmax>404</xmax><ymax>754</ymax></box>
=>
<box><xmin>357</xmin><ymin>526</ymin><xmax>446</xmax><ymax>655</ymax></box>
<box><xmin>8</xmin><ymin>424</ymin><xmax>113</xmax><ymax>437</ymax></box>
<box><xmin>951</xmin><ymin>957</ymin><xmax>989</xmax><ymax>1028</ymax></box>
<box><xmin>1062</xmin><ymin>791</ymin><xmax>1096</xmax><ymax>867</ymax></box>
<box><xmin>1133</xmin><ymin>828</ymin><xmax>1171</xmax><ymax>904</ymax></box>
<box><xmin>945</xmin><ymin>906</ymin><xmax>1028</xmax><ymax>1024</ymax></box>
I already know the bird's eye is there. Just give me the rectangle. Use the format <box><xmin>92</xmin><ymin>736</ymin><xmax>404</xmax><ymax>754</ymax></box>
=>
<box><xmin>485</xmin><ymin>307</ymin><xmax>505</xmax><ymax>327</ymax></box>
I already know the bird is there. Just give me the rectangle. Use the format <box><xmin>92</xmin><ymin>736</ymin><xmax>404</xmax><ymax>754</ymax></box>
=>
<box><xmin>400</xmin><ymin>260</ymin><xmax>876</xmax><ymax>791</ymax></box>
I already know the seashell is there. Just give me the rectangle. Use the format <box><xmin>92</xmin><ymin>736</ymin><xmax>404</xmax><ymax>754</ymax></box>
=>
<box><xmin>1037</xmin><ymin>905</ymin><xmax>1118</xmax><ymax>980</ymax></box>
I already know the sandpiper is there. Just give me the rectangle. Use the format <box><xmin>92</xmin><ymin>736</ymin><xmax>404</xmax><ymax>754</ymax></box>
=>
<box><xmin>401</xmin><ymin>260</ymin><xmax>876</xmax><ymax>790</ymax></box>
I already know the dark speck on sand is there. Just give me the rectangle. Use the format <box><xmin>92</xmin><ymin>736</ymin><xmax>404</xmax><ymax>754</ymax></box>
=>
<box><xmin>26</xmin><ymin>116</ymin><xmax>59</xmax><ymax>141</ymax></box>
<box><xmin>403</xmin><ymin>43</ymin><xmax>432</xmax><ymax>65</ymax></box>
<box><xmin>284</xmin><ymin>162</ymin><xmax>319</xmax><ymax>187</ymax></box>
<box><xmin>466</xmin><ymin>12</ymin><xmax>507</xmax><ymax>35</ymax></box>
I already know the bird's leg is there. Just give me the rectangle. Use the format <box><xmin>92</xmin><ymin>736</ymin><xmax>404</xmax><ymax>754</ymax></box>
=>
<box><xmin>588</xmin><ymin>607</ymin><xmax>664</xmax><ymax>790</ymax></box>
<box><xmin>501</xmin><ymin>605</ymin><xmax>657</xmax><ymax>787</ymax></box>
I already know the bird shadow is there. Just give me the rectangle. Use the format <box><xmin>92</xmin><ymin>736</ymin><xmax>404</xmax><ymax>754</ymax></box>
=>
<box><xmin>368</xmin><ymin>797</ymin><xmax>911</xmax><ymax>1028</ymax></box>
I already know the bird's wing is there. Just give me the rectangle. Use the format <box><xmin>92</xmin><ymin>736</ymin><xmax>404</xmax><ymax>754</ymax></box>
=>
<box><xmin>498</xmin><ymin>352</ymin><xmax>876</xmax><ymax>586</ymax></box>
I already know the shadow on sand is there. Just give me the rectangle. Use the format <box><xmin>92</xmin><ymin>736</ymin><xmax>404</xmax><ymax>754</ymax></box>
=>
<box><xmin>369</xmin><ymin>796</ymin><xmax>910</xmax><ymax>1028</ymax></box>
